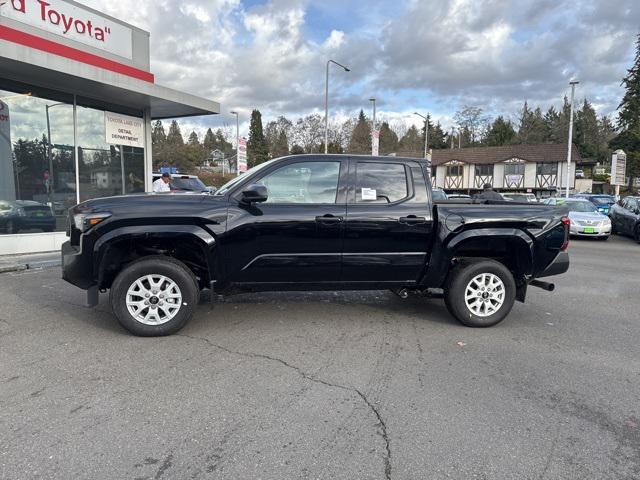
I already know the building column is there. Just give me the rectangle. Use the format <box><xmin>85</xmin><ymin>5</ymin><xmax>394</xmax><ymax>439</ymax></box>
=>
<box><xmin>143</xmin><ymin>108</ymin><xmax>152</xmax><ymax>192</ymax></box>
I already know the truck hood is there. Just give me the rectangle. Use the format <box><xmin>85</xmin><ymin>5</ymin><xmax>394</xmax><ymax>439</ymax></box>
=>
<box><xmin>74</xmin><ymin>193</ymin><xmax>227</xmax><ymax>217</ymax></box>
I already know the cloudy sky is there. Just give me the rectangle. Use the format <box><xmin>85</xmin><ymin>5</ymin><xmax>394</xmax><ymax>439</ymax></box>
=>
<box><xmin>82</xmin><ymin>0</ymin><xmax>640</xmax><ymax>136</ymax></box>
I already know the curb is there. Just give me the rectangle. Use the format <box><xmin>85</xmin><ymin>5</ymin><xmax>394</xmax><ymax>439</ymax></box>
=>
<box><xmin>0</xmin><ymin>259</ymin><xmax>61</xmax><ymax>274</ymax></box>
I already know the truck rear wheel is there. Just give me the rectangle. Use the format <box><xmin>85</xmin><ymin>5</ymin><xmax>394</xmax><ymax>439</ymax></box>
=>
<box><xmin>444</xmin><ymin>260</ymin><xmax>516</xmax><ymax>328</ymax></box>
<box><xmin>110</xmin><ymin>256</ymin><xmax>199</xmax><ymax>336</ymax></box>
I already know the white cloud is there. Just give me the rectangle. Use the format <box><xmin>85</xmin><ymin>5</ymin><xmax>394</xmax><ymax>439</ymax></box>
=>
<box><xmin>79</xmin><ymin>0</ymin><xmax>639</xmax><ymax>132</ymax></box>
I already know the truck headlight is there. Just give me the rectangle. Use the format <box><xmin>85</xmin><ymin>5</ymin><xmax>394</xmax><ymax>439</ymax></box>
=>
<box><xmin>73</xmin><ymin>212</ymin><xmax>111</xmax><ymax>231</ymax></box>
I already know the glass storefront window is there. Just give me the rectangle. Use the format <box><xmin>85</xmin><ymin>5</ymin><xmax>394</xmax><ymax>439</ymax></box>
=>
<box><xmin>77</xmin><ymin>106</ymin><xmax>145</xmax><ymax>201</ymax></box>
<box><xmin>1</xmin><ymin>88</ymin><xmax>75</xmax><ymax>234</ymax></box>
<box><xmin>0</xmin><ymin>83</ymin><xmax>145</xmax><ymax>236</ymax></box>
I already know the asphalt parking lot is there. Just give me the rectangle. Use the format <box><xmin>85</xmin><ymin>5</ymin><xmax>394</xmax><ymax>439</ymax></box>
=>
<box><xmin>1</xmin><ymin>235</ymin><xmax>639</xmax><ymax>480</ymax></box>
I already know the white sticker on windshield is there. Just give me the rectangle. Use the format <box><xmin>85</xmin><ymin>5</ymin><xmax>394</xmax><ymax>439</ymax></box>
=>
<box><xmin>362</xmin><ymin>188</ymin><xmax>377</xmax><ymax>200</ymax></box>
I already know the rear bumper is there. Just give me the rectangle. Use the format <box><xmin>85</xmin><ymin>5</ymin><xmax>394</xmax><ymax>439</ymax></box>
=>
<box><xmin>537</xmin><ymin>251</ymin><xmax>569</xmax><ymax>278</ymax></box>
<box><xmin>61</xmin><ymin>240</ymin><xmax>94</xmax><ymax>290</ymax></box>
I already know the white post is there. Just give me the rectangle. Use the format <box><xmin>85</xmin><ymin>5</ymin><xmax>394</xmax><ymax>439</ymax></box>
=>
<box><xmin>324</xmin><ymin>61</ymin><xmax>330</xmax><ymax>154</ymax></box>
<box><xmin>566</xmin><ymin>80</ymin><xmax>579</xmax><ymax>198</ymax></box>
<box><xmin>370</xmin><ymin>98</ymin><xmax>376</xmax><ymax>156</ymax></box>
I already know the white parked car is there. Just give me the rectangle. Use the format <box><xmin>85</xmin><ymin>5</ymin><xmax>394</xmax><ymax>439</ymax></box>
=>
<box><xmin>544</xmin><ymin>198</ymin><xmax>611</xmax><ymax>240</ymax></box>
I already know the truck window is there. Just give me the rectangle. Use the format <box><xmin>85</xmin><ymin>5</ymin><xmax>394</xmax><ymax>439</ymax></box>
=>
<box><xmin>257</xmin><ymin>161</ymin><xmax>341</xmax><ymax>204</ymax></box>
<box><xmin>355</xmin><ymin>162</ymin><xmax>408</xmax><ymax>204</ymax></box>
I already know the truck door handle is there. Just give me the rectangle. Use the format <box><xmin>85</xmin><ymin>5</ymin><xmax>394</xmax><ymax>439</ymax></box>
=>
<box><xmin>316</xmin><ymin>214</ymin><xmax>343</xmax><ymax>223</ymax></box>
<box><xmin>399</xmin><ymin>215</ymin><xmax>427</xmax><ymax>225</ymax></box>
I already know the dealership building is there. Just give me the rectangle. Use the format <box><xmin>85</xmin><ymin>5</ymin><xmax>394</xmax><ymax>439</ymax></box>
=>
<box><xmin>0</xmin><ymin>0</ymin><xmax>219</xmax><ymax>254</ymax></box>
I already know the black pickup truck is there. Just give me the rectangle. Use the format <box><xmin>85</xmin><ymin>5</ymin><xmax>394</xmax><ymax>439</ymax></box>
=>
<box><xmin>62</xmin><ymin>155</ymin><xmax>569</xmax><ymax>336</ymax></box>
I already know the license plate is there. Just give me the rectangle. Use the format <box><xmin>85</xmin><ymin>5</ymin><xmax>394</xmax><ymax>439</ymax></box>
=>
<box><xmin>583</xmin><ymin>227</ymin><xmax>595</xmax><ymax>233</ymax></box>
<box><xmin>35</xmin><ymin>212</ymin><xmax>45</xmax><ymax>217</ymax></box>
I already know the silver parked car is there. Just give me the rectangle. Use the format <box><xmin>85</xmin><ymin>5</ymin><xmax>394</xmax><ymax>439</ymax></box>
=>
<box><xmin>544</xmin><ymin>198</ymin><xmax>611</xmax><ymax>240</ymax></box>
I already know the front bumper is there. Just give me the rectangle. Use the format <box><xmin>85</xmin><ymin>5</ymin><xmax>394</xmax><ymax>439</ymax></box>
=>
<box><xmin>569</xmin><ymin>225</ymin><xmax>611</xmax><ymax>237</ymax></box>
<box><xmin>537</xmin><ymin>251</ymin><xmax>570</xmax><ymax>278</ymax></box>
<box><xmin>61</xmin><ymin>240</ymin><xmax>94</xmax><ymax>290</ymax></box>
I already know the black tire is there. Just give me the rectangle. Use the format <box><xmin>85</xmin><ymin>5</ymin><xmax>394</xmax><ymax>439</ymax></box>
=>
<box><xmin>444</xmin><ymin>259</ymin><xmax>516</xmax><ymax>328</ymax></box>
<box><xmin>110</xmin><ymin>256</ymin><xmax>199</xmax><ymax>336</ymax></box>
<box><xmin>610</xmin><ymin>220</ymin><xmax>617</xmax><ymax>235</ymax></box>
<box><xmin>635</xmin><ymin>225</ymin><xmax>640</xmax><ymax>244</ymax></box>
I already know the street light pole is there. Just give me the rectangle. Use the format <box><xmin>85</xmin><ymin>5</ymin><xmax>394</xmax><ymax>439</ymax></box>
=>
<box><xmin>414</xmin><ymin>112</ymin><xmax>431</xmax><ymax>178</ymax></box>
<box><xmin>369</xmin><ymin>98</ymin><xmax>376</xmax><ymax>156</ymax></box>
<box><xmin>230</xmin><ymin>111</ymin><xmax>239</xmax><ymax>174</ymax></box>
<box><xmin>324</xmin><ymin>60</ymin><xmax>350</xmax><ymax>154</ymax></box>
<box><xmin>565</xmin><ymin>80</ymin><xmax>579</xmax><ymax>198</ymax></box>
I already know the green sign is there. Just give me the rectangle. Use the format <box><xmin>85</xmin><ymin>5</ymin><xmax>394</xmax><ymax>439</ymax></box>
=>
<box><xmin>53</xmin><ymin>144</ymin><xmax>74</xmax><ymax>151</ymax></box>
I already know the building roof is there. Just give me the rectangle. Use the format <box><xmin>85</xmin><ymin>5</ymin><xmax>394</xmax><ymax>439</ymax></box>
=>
<box><xmin>429</xmin><ymin>143</ymin><xmax>582</xmax><ymax>166</ymax></box>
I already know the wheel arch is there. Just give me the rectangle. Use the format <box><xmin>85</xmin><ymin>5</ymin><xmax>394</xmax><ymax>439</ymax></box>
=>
<box><xmin>445</xmin><ymin>229</ymin><xmax>534</xmax><ymax>300</ymax></box>
<box><xmin>93</xmin><ymin>225</ymin><xmax>218</xmax><ymax>290</ymax></box>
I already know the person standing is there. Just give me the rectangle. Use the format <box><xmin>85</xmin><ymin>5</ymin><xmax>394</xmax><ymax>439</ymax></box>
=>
<box><xmin>153</xmin><ymin>173</ymin><xmax>171</xmax><ymax>193</ymax></box>
<box><xmin>475</xmin><ymin>183</ymin><xmax>503</xmax><ymax>201</ymax></box>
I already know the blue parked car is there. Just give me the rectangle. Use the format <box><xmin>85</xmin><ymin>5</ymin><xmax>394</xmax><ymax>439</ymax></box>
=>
<box><xmin>573</xmin><ymin>194</ymin><xmax>616</xmax><ymax>215</ymax></box>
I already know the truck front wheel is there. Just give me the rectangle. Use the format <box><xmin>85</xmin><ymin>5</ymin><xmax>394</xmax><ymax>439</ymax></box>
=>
<box><xmin>110</xmin><ymin>256</ymin><xmax>199</xmax><ymax>336</ymax></box>
<box><xmin>444</xmin><ymin>260</ymin><xmax>516</xmax><ymax>327</ymax></box>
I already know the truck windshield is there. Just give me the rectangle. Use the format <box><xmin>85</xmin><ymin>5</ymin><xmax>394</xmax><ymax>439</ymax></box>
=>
<box><xmin>171</xmin><ymin>177</ymin><xmax>206</xmax><ymax>191</ymax></box>
<box><xmin>215</xmin><ymin>159</ymin><xmax>278</xmax><ymax>196</ymax></box>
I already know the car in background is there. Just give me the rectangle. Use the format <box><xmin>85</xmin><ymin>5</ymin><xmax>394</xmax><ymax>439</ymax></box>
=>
<box><xmin>609</xmin><ymin>196</ymin><xmax>640</xmax><ymax>242</ymax></box>
<box><xmin>574</xmin><ymin>194</ymin><xmax>616</xmax><ymax>215</ymax></box>
<box><xmin>446</xmin><ymin>193</ymin><xmax>471</xmax><ymax>200</ymax></box>
<box><xmin>0</xmin><ymin>200</ymin><xmax>56</xmax><ymax>234</ymax></box>
<box><xmin>152</xmin><ymin>173</ymin><xmax>208</xmax><ymax>193</ymax></box>
<box><xmin>432</xmin><ymin>188</ymin><xmax>447</xmax><ymax>201</ymax></box>
<box><xmin>501</xmin><ymin>193</ymin><xmax>538</xmax><ymax>203</ymax></box>
<box><xmin>544</xmin><ymin>197</ymin><xmax>611</xmax><ymax>240</ymax></box>
<box><xmin>575</xmin><ymin>169</ymin><xmax>585</xmax><ymax>179</ymax></box>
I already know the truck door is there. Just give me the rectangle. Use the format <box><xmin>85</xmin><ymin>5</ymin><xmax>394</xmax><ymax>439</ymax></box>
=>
<box><xmin>341</xmin><ymin>159</ymin><xmax>434</xmax><ymax>284</ymax></box>
<box><xmin>223</xmin><ymin>158</ymin><xmax>347</xmax><ymax>284</ymax></box>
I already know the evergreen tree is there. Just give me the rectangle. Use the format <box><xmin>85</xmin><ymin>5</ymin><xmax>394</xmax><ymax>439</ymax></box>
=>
<box><xmin>398</xmin><ymin>125</ymin><xmax>423</xmax><ymax>153</ymax></box>
<box><xmin>486</xmin><ymin>116</ymin><xmax>516</xmax><ymax>146</ymax></box>
<box><xmin>379</xmin><ymin>122</ymin><xmax>398</xmax><ymax>155</ymax></box>
<box><xmin>610</xmin><ymin>34</ymin><xmax>640</xmax><ymax>189</ymax></box>
<box><xmin>151</xmin><ymin>120</ymin><xmax>167</xmax><ymax>145</ymax></box>
<box><xmin>517</xmin><ymin>102</ymin><xmax>546</xmax><ymax>144</ymax></box>
<box><xmin>203</xmin><ymin>128</ymin><xmax>216</xmax><ymax>153</ymax></box>
<box><xmin>575</xmin><ymin>99</ymin><xmax>599</xmax><ymax>159</ymax></box>
<box><xmin>290</xmin><ymin>144</ymin><xmax>305</xmax><ymax>155</ymax></box>
<box><xmin>247</xmin><ymin>109</ymin><xmax>269</xmax><ymax>166</ymax></box>
<box><xmin>167</xmin><ymin>120</ymin><xmax>184</xmax><ymax>146</ymax></box>
<box><xmin>187</xmin><ymin>131</ymin><xmax>200</xmax><ymax>146</ymax></box>
<box><xmin>347</xmin><ymin>110</ymin><xmax>371</xmax><ymax>154</ymax></box>
<box><xmin>430</xmin><ymin>122</ymin><xmax>448</xmax><ymax>149</ymax></box>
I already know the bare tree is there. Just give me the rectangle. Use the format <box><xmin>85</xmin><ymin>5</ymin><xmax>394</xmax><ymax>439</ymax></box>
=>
<box><xmin>389</xmin><ymin>119</ymin><xmax>408</xmax><ymax>141</ymax></box>
<box><xmin>454</xmin><ymin>106</ymin><xmax>489</xmax><ymax>145</ymax></box>
<box><xmin>292</xmin><ymin>114</ymin><xmax>324</xmax><ymax>153</ymax></box>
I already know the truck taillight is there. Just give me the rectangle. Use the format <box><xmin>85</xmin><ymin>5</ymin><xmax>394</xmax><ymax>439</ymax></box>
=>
<box><xmin>560</xmin><ymin>216</ymin><xmax>570</xmax><ymax>251</ymax></box>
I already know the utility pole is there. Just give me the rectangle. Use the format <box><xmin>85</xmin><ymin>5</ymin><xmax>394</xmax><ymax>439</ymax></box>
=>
<box><xmin>566</xmin><ymin>80</ymin><xmax>579</xmax><ymax>198</ymax></box>
<box><xmin>414</xmin><ymin>112</ymin><xmax>430</xmax><ymax>177</ymax></box>
<box><xmin>324</xmin><ymin>60</ymin><xmax>350</xmax><ymax>154</ymax></box>
<box><xmin>450</xmin><ymin>127</ymin><xmax>454</xmax><ymax>149</ymax></box>
<box><xmin>369</xmin><ymin>98</ymin><xmax>377</xmax><ymax>156</ymax></box>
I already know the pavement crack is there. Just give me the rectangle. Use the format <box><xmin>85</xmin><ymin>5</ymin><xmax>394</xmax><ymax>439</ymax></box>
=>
<box><xmin>177</xmin><ymin>333</ymin><xmax>392</xmax><ymax>480</ymax></box>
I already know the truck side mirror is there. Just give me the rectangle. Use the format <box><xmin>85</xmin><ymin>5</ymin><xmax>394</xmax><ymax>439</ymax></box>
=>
<box><xmin>241</xmin><ymin>184</ymin><xmax>268</xmax><ymax>204</ymax></box>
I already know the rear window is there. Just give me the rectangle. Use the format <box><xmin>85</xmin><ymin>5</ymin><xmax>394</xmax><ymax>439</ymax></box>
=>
<box><xmin>591</xmin><ymin>197</ymin><xmax>614</xmax><ymax>205</ymax></box>
<box><xmin>355</xmin><ymin>162</ymin><xmax>408</xmax><ymax>204</ymax></box>
<box><xmin>432</xmin><ymin>190</ymin><xmax>447</xmax><ymax>201</ymax></box>
<box><xmin>559</xmin><ymin>201</ymin><xmax>598</xmax><ymax>213</ymax></box>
